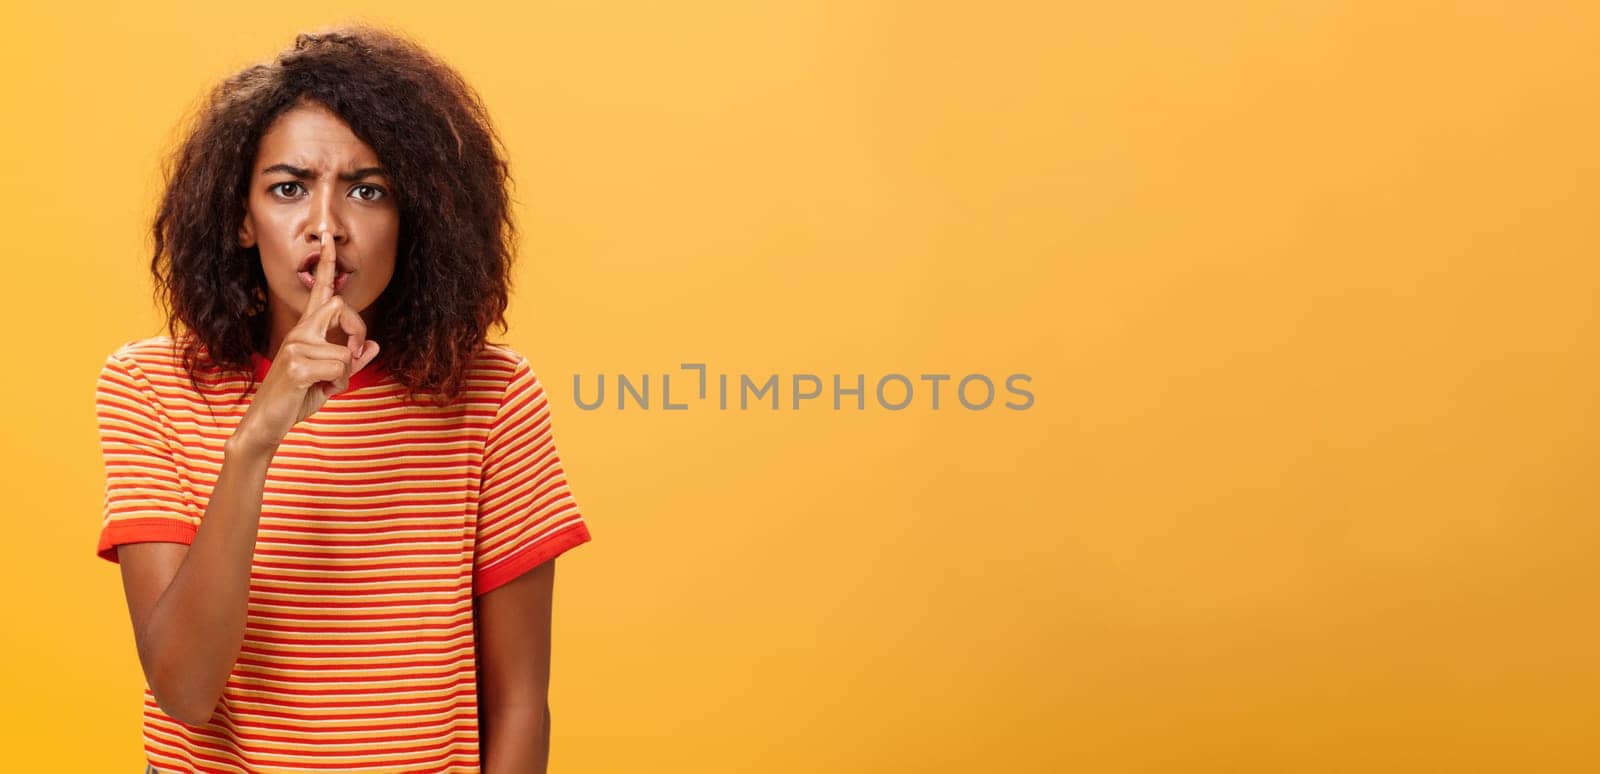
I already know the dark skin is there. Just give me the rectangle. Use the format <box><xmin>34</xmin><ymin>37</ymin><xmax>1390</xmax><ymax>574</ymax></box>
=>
<box><xmin>237</xmin><ymin>99</ymin><xmax>396</xmax><ymax>359</ymax></box>
<box><xmin>476</xmin><ymin>559</ymin><xmax>558</xmax><ymax>773</ymax></box>
<box><xmin>119</xmin><ymin>100</ymin><xmax>555</xmax><ymax>772</ymax></box>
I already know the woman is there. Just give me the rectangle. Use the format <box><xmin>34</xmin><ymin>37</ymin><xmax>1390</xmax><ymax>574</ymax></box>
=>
<box><xmin>95</xmin><ymin>25</ymin><xmax>592</xmax><ymax>773</ymax></box>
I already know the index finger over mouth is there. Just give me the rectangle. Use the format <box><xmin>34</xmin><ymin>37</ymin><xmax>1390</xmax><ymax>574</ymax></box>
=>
<box><xmin>303</xmin><ymin>229</ymin><xmax>338</xmax><ymax>318</ymax></box>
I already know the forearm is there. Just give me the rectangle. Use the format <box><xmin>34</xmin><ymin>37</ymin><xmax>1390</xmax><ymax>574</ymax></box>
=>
<box><xmin>142</xmin><ymin>432</ymin><xmax>275</xmax><ymax>725</ymax></box>
<box><xmin>483</xmin><ymin>703</ymin><xmax>550</xmax><ymax>774</ymax></box>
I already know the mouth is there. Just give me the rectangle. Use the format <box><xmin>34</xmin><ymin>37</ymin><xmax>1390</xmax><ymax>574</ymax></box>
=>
<box><xmin>296</xmin><ymin>252</ymin><xmax>354</xmax><ymax>292</ymax></box>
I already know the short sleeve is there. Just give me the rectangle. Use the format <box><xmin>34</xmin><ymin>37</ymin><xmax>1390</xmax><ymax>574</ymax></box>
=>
<box><xmin>473</xmin><ymin>355</ymin><xmax>593</xmax><ymax>596</ymax></box>
<box><xmin>95</xmin><ymin>351</ymin><xmax>198</xmax><ymax>563</ymax></box>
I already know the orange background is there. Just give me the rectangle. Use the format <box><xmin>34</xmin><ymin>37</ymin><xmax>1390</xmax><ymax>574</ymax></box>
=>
<box><xmin>2</xmin><ymin>2</ymin><xmax>1597</xmax><ymax>771</ymax></box>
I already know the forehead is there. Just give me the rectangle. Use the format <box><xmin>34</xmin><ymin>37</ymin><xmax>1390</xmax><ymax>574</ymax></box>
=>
<box><xmin>255</xmin><ymin>102</ymin><xmax>382</xmax><ymax>169</ymax></box>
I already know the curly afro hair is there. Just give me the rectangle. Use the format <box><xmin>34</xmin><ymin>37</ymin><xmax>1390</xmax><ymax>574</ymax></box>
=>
<box><xmin>151</xmin><ymin>24</ymin><xmax>516</xmax><ymax>407</ymax></box>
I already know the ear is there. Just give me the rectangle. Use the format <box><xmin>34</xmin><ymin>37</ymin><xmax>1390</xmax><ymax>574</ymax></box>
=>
<box><xmin>238</xmin><ymin>208</ymin><xmax>256</xmax><ymax>249</ymax></box>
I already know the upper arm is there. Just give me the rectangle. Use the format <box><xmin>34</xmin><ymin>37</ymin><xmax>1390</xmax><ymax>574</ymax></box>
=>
<box><xmin>475</xmin><ymin>557</ymin><xmax>557</xmax><ymax>715</ymax></box>
<box><xmin>96</xmin><ymin>351</ymin><xmax>200</xmax><ymax>561</ymax></box>
<box><xmin>118</xmin><ymin>541</ymin><xmax>189</xmax><ymax>684</ymax></box>
<box><xmin>472</xmin><ymin>356</ymin><xmax>591</xmax><ymax>595</ymax></box>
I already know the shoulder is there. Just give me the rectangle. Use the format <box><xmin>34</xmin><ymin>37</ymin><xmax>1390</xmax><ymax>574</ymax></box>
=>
<box><xmin>106</xmin><ymin>334</ymin><xmax>183</xmax><ymax>361</ymax></box>
<box><xmin>99</xmin><ymin>334</ymin><xmax>240</xmax><ymax>402</ymax></box>
<box><xmin>100</xmin><ymin>335</ymin><xmax>184</xmax><ymax>385</ymax></box>
<box><xmin>470</xmin><ymin>342</ymin><xmax>527</xmax><ymax>376</ymax></box>
<box><xmin>469</xmin><ymin>344</ymin><xmax>557</xmax><ymax>413</ymax></box>
<box><xmin>96</xmin><ymin>337</ymin><xmax>192</xmax><ymax>419</ymax></box>
<box><xmin>469</xmin><ymin>343</ymin><xmax>549</xmax><ymax>389</ymax></box>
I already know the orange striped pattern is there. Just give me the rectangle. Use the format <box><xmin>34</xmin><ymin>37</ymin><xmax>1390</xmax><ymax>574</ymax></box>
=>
<box><xmin>95</xmin><ymin>336</ymin><xmax>592</xmax><ymax>772</ymax></box>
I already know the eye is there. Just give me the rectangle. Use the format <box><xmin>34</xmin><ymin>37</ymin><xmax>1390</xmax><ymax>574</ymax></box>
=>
<box><xmin>351</xmin><ymin>184</ymin><xmax>387</xmax><ymax>202</ymax></box>
<box><xmin>269</xmin><ymin>182</ymin><xmax>305</xmax><ymax>198</ymax></box>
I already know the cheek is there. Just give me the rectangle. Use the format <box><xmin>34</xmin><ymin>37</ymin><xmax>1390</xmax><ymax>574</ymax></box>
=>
<box><xmin>369</xmin><ymin>213</ymin><xmax>401</xmax><ymax>272</ymax></box>
<box><xmin>249</xmin><ymin>207</ymin><xmax>295</xmax><ymax>253</ymax></box>
<box><xmin>351</xmin><ymin>208</ymin><xmax>399</xmax><ymax>241</ymax></box>
<box><xmin>375</xmin><ymin>211</ymin><xmax>402</xmax><ymax>243</ymax></box>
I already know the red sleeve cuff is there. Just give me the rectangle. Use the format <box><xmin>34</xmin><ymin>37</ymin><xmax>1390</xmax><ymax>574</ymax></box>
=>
<box><xmin>474</xmin><ymin>521</ymin><xmax>593</xmax><ymax>596</ymax></box>
<box><xmin>97</xmin><ymin>518</ymin><xmax>198</xmax><ymax>564</ymax></box>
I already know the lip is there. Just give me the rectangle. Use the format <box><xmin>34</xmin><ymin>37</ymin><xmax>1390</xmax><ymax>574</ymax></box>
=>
<box><xmin>298</xmin><ymin>269</ymin><xmax>352</xmax><ymax>292</ymax></box>
<box><xmin>296</xmin><ymin>251</ymin><xmax>355</xmax><ymax>293</ymax></box>
<box><xmin>298</xmin><ymin>251</ymin><xmax>354</xmax><ymax>274</ymax></box>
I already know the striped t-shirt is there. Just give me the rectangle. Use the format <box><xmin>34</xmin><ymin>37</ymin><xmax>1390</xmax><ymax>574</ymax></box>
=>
<box><xmin>95</xmin><ymin>335</ymin><xmax>593</xmax><ymax>772</ymax></box>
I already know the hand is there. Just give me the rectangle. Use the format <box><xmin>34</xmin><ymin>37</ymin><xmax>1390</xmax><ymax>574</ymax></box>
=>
<box><xmin>236</xmin><ymin>229</ymin><xmax>381</xmax><ymax>450</ymax></box>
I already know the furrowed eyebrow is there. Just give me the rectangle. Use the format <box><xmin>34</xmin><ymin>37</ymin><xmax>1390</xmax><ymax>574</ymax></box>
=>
<box><xmin>261</xmin><ymin>164</ymin><xmax>390</xmax><ymax>182</ymax></box>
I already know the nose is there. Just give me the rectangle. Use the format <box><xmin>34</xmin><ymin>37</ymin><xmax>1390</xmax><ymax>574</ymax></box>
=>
<box><xmin>305</xmin><ymin>187</ymin><xmax>348</xmax><ymax>246</ymax></box>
